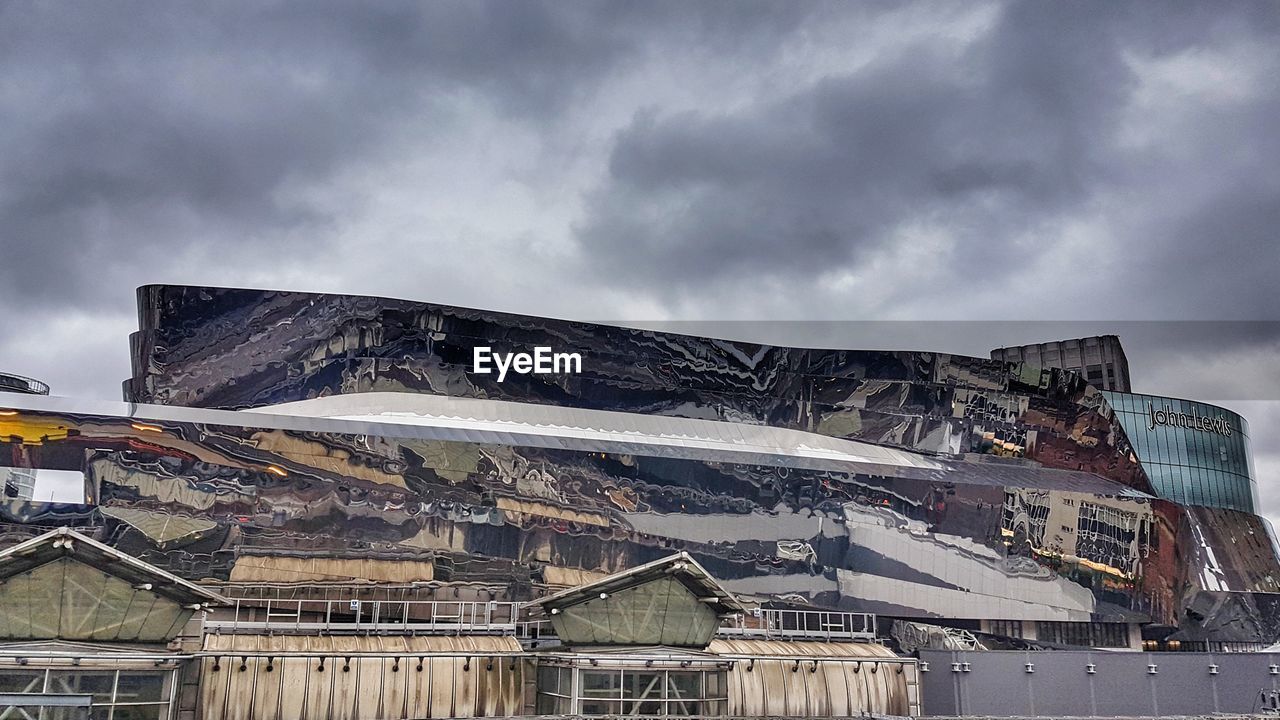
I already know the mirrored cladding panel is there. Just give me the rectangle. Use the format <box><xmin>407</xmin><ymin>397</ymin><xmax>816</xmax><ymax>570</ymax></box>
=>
<box><xmin>1</xmin><ymin>394</ymin><xmax>1279</xmax><ymax>643</ymax></box>
<box><xmin>125</xmin><ymin>286</ymin><xmax>1140</xmax><ymax>468</ymax></box>
<box><xmin>104</xmin><ymin>284</ymin><xmax>1280</xmax><ymax>645</ymax></box>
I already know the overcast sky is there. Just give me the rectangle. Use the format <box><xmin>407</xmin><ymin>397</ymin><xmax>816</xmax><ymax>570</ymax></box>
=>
<box><xmin>1</xmin><ymin>1</ymin><xmax>1279</xmax><ymax>516</ymax></box>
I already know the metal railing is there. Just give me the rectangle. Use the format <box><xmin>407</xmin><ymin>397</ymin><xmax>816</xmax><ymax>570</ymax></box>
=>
<box><xmin>206</xmin><ymin>600</ymin><xmax>877</xmax><ymax>644</ymax></box>
<box><xmin>206</xmin><ymin>599</ymin><xmax>524</xmax><ymax>635</ymax></box>
<box><xmin>718</xmin><ymin>609</ymin><xmax>877</xmax><ymax>642</ymax></box>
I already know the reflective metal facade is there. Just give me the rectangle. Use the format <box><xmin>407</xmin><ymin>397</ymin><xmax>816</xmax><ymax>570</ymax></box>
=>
<box><xmin>1102</xmin><ymin>390</ymin><xmax>1257</xmax><ymax>513</ymax></box>
<box><xmin>3</xmin><ymin>284</ymin><xmax>1278</xmax><ymax>645</ymax></box>
<box><xmin>4</xmin><ymin>393</ymin><xmax>1268</xmax><ymax>640</ymax></box>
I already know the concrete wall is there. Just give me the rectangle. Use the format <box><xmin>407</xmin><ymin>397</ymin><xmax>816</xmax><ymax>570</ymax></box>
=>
<box><xmin>919</xmin><ymin>650</ymin><xmax>1280</xmax><ymax>717</ymax></box>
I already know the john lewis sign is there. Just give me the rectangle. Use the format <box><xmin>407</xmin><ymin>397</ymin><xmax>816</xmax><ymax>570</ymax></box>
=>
<box><xmin>1148</xmin><ymin>402</ymin><xmax>1233</xmax><ymax>437</ymax></box>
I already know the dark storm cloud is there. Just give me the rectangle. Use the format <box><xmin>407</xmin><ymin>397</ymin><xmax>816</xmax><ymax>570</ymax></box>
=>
<box><xmin>574</xmin><ymin>1</ymin><xmax>1280</xmax><ymax>314</ymax></box>
<box><xmin>0</xmin><ymin>0</ymin><xmax>835</xmax><ymax>396</ymax></box>
<box><xmin>0</xmin><ymin>1</ymin><xmax>652</xmax><ymax>307</ymax></box>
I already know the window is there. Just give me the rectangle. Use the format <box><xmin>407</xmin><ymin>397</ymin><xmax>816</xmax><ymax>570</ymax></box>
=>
<box><xmin>1036</xmin><ymin>621</ymin><xmax>1129</xmax><ymax>648</ymax></box>
<box><xmin>0</xmin><ymin>669</ymin><xmax>172</xmax><ymax>720</ymax></box>
<box><xmin>988</xmin><ymin>620</ymin><xmax>1023</xmax><ymax>638</ymax></box>
<box><xmin>538</xmin><ymin>665</ymin><xmax>728</xmax><ymax>717</ymax></box>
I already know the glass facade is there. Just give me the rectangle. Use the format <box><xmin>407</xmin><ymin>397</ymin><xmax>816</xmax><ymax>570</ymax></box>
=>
<box><xmin>0</xmin><ymin>669</ymin><xmax>172</xmax><ymax>720</ymax></box>
<box><xmin>536</xmin><ymin>664</ymin><xmax>727</xmax><ymax>717</ymax></box>
<box><xmin>1102</xmin><ymin>391</ymin><xmax>1256</xmax><ymax>513</ymax></box>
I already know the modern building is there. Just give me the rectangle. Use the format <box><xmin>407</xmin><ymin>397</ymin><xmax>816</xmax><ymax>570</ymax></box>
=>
<box><xmin>1</xmin><ymin>467</ymin><xmax>37</xmax><ymax>500</ymax></box>
<box><xmin>992</xmin><ymin>335</ymin><xmax>1132</xmax><ymax>392</ymax></box>
<box><xmin>1</xmin><ymin>373</ymin><xmax>48</xmax><ymax>500</ymax></box>
<box><xmin>1</xmin><ymin>284</ymin><xmax>1278</xmax><ymax>719</ymax></box>
<box><xmin>991</xmin><ymin>336</ymin><xmax>1258</xmax><ymax>513</ymax></box>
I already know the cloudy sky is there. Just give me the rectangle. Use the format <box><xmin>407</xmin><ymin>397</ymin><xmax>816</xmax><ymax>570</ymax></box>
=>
<box><xmin>1</xmin><ymin>2</ymin><xmax>1278</xmax><ymax>515</ymax></box>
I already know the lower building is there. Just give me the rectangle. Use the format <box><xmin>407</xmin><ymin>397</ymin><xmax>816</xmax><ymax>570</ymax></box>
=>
<box><xmin>0</xmin><ymin>529</ymin><xmax>918</xmax><ymax>719</ymax></box>
<box><xmin>2</xmin><ymin>285</ymin><xmax>1280</xmax><ymax>718</ymax></box>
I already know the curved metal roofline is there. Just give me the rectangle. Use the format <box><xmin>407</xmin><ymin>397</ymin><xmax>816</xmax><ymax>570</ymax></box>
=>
<box><xmin>0</xmin><ymin>393</ymin><xmax>1151</xmax><ymax>498</ymax></box>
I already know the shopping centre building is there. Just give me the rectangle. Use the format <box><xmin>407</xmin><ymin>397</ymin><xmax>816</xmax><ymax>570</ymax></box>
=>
<box><xmin>1</xmin><ymin>284</ymin><xmax>1279</xmax><ymax>719</ymax></box>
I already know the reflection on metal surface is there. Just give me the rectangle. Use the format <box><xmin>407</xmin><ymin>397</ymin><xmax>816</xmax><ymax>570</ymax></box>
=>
<box><xmin>0</xmin><ymin>388</ymin><xmax>1277</xmax><ymax>642</ymax></box>
<box><xmin>0</xmin><ymin>284</ymin><xmax>1275</xmax><ymax>646</ymax></box>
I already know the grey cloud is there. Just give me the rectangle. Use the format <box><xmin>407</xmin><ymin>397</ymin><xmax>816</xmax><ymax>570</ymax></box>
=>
<box><xmin>0</xmin><ymin>0</ymin><xmax>841</xmax><ymax>311</ymax></box>
<box><xmin>575</xmin><ymin>2</ymin><xmax>1132</xmax><ymax>285</ymax></box>
<box><xmin>0</xmin><ymin>1</ymin><xmax>653</xmax><ymax>307</ymax></box>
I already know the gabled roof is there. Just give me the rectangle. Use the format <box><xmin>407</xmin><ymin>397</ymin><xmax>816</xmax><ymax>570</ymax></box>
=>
<box><xmin>0</xmin><ymin>527</ymin><xmax>228</xmax><ymax>607</ymax></box>
<box><xmin>526</xmin><ymin>552</ymin><xmax>743</xmax><ymax>618</ymax></box>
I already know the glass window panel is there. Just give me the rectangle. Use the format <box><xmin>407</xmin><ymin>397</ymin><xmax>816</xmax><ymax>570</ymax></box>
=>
<box><xmin>0</xmin><ymin>670</ymin><xmax>45</xmax><ymax>693</ymax></box>
<box><xmin>106</xmin><ymin>705</ymin><xmax>166</xmax><ymax>720</ymax></box>
<box><xmin>6</xmin><ymin>706</ymin><xmax>90</xmax><ymax>720</ymax></box>
<box><xmin>667</xmin><ymin>672</ymin><xmax>701</xmax><ymax>700</ymax></box>
<box><xmin>46</xmin><ymin>671</ymin><xmax>115</xmax><ymax>702</ymax></box>
<box><xmin>537</xmin><ymin>666</ymin><xmax>557</xmax><ymax>695</ymax></box>
<box><xmin>115</xmin><ymin>673</ymin><xmax>165</xmax><ymax>704</ymax></box>
<box><xmin>580</xmin><ymin>670</ymin><xmax>621</xmax><ymax>698</ymax></box>
<box><xmin>670</xmin><ymin>699</ymin><xmax>703</xmax><ymax>715</ymax></box>
<box><xmin>1188</xmin><ymin>427</ymin><xmax>1204</xmax><ymax>467</ymax></box>
<box><xmin>579</xmin><ymin>700</ymin><xmax>621</xmax><ymax>715</ymax></box>
<box><xmin>627</xmin><ymin>700</ymin><xmax>664</xmax><ymax>714</ymax></box>
<box><xmin>624</xmin><ymin>672</ymin><xmax>663</xmax><ymax>700</ymax></box>
<box><xmin>536</xmin><ymin>693</ymin><xmax>558</xmax><ymax>714</ymax></box>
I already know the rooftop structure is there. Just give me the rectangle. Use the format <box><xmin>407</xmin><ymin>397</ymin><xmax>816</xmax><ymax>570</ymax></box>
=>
<box><xmin>991</xmin><ymin>334</ymin><xmax>1132</xmax><ymax>393</ymax></box>
<box><xmin>0</xmin><ymin>372</ymin><xmax>48</xmax><ymax>396</ymax></box>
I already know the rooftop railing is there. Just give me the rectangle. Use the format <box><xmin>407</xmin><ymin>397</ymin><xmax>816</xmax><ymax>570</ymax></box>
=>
<box><xmin>206</xmin><ymin>598</ymin><xmax>528</xmax><ymax>635</ymax></box>
<box><xmin>204</xmin><ymin>599</ymin><xmax>877</xmax><ymax>644</ymax></box>
<box><xmin>719</xmin><ymin>609</ymin><xmax>877</xmax><ymax>642</ymax></box>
